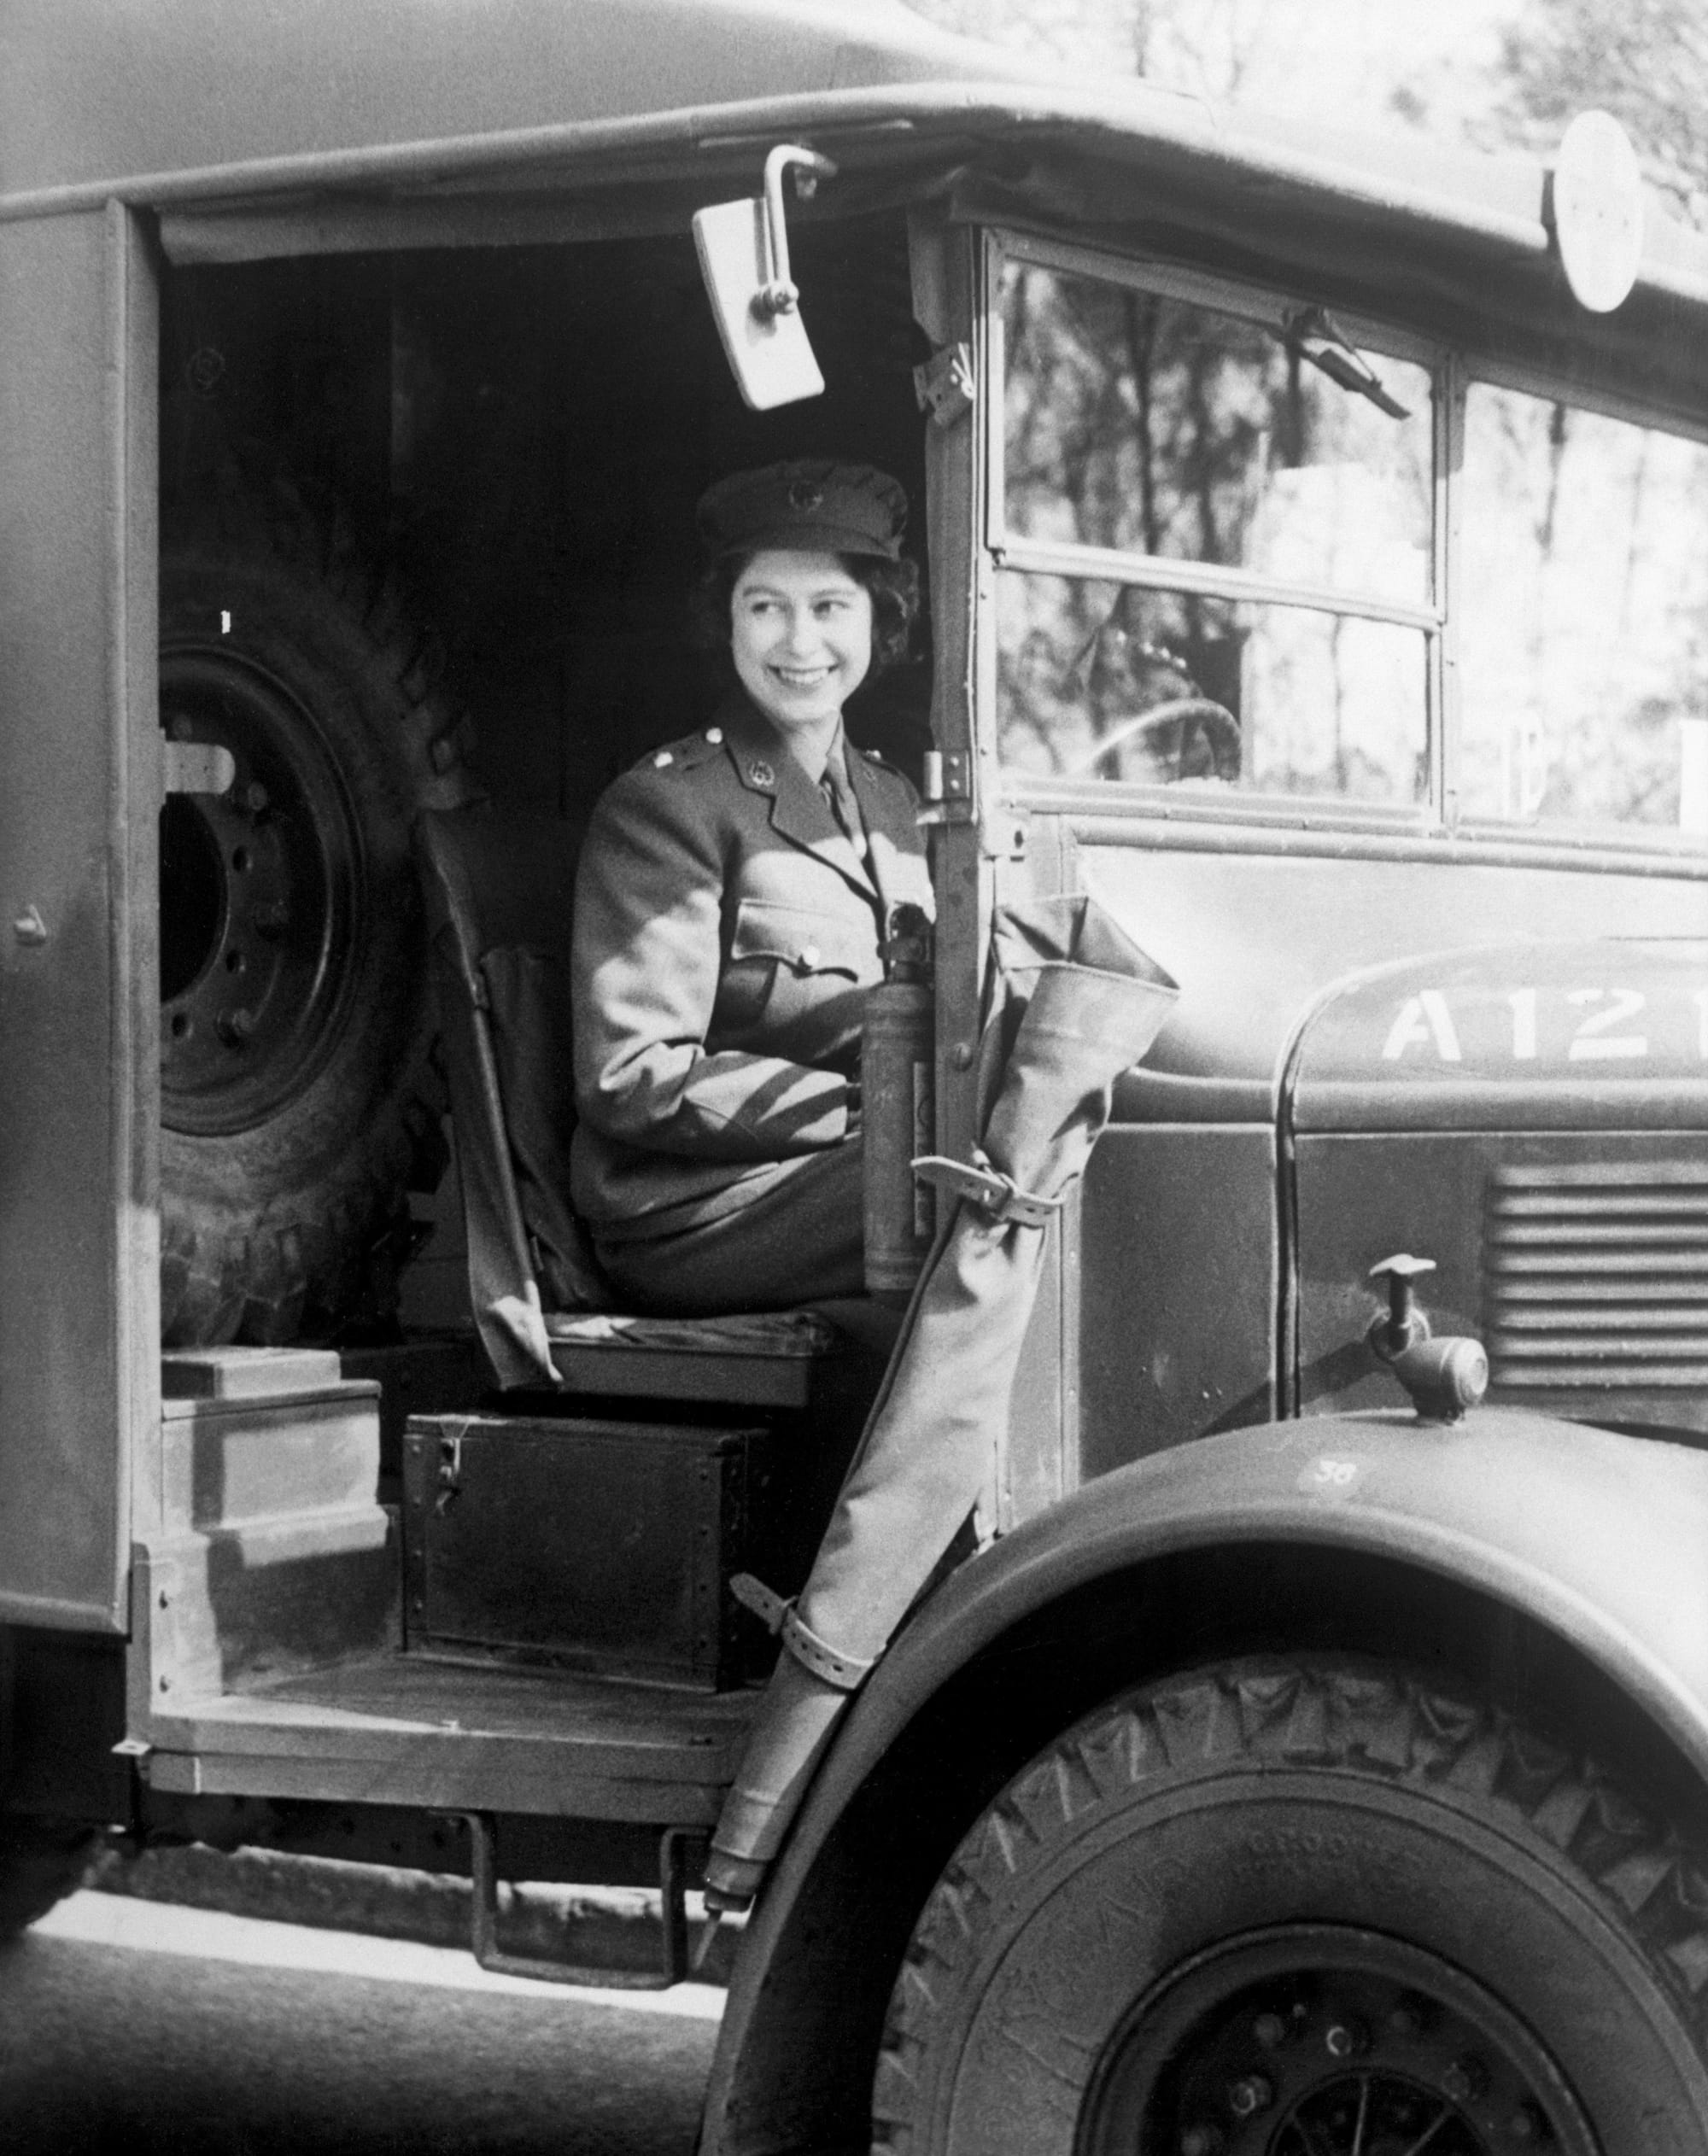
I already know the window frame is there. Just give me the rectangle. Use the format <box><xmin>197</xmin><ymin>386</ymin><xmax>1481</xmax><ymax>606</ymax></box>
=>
<box><xmin>977</xmin><ymin>225</ymin><xmax>1708</xmax><ymax>870</ymax></box>
<box><xmin>982</xmin><ymin>228</ymin><xmax>1448</xmax><ymax>831</ymax></box>
<box><xmin>1451</xmin><ymin>365</ymin><xmax>1708</xmax><ymax>851</ymax></box>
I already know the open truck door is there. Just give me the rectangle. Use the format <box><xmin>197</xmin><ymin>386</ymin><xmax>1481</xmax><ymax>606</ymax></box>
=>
<box><xmin>0</xmin><ymin>204</ymin><xmax>157</xmax><ymax>1633</ymax></box>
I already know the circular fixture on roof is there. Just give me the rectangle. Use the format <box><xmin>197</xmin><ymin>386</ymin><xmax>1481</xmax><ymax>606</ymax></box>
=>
<box><xmin>1553</xmin><ymin>109</ymin><xmax>1645</xmax><ymax>313</ymax></box>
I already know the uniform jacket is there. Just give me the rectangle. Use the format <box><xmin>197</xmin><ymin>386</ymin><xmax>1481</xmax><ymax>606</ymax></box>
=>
<box><xmin>570</xmin><ymin>697</ymin><xmax>934</xmax><ymax>1236</ymax></box>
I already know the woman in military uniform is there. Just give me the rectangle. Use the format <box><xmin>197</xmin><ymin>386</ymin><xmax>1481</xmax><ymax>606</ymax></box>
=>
<box><xmin>568</xmin><ymin>461</ymin><xmax>933</xmax><ymax>1314</ymax></box>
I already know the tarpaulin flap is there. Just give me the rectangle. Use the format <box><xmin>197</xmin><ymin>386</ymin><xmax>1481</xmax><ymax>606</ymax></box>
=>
<box><xmin>802</xmin><ymin>891</ymin><xmax>1179</xmax><ymax>1663</ymax></box>
<box><xmin>991</xmin><ymin>889</ymin><xmax>1171</xmax><ymax>979</ymax></box>
<box><xmin>711</xmin><ymin>893</ymin><xmax>1179</xmax><ymax>1878</ymax></box>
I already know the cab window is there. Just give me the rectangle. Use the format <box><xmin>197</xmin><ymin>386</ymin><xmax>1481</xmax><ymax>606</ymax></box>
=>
<box><xmin>991</xmin><ymin>243</ymin><xmax>1436</xmax><ymax>808</ymax></box>
<box><xmin>1459</xmin><ymin>382</ymin><xmax>1708</xmax><ymax>838</ymax></box>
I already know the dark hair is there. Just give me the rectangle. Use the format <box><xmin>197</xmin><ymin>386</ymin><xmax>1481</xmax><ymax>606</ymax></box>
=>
<box><xmin>689</xmin><ymin>550</ymin><xmax>921</xmax><ymax>676</ymax></box>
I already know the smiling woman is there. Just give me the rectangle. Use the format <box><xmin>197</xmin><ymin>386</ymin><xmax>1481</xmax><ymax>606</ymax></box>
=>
<box><xmin>567</xmin><ymin>461</ymin><xmax>933</xmax><ymax>1316</ymax></box>
<box><xmin>729</xmin><ymin>552</ymin><xmax>875</xmax><ymax>753</ymax></box>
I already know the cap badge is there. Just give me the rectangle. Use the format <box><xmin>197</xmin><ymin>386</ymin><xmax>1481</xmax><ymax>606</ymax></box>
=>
<box><xmin>787</xmin><ymin>480</ymin><xmax>824</xmax><ymax>512</ymax></box>
<box><xmin>748</xmin><ymin>758</ymin><xmax>775</xmax><ymax>788</ymax></box>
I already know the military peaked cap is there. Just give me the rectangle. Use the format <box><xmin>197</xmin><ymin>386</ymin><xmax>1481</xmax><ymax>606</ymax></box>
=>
<box><xmin>697</xmin><ymin>459</ymin><xmax>907</xmax><ymax>562</ymax></box>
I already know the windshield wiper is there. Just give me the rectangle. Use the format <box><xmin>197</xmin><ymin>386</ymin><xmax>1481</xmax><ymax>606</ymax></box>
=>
<box><xmin>1283</xmin><ymin>305</ymin><xmax>1411</xmax><ymax>420</ymax></box>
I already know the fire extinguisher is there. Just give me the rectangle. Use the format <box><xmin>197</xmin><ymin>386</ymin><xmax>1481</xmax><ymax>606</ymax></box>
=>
<box><xmin>862</xmin><ymin>903</ymin><xmax>935</xmax><ymax>1298</ymax></box>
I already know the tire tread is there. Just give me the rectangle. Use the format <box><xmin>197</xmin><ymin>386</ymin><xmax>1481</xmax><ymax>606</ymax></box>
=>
<box><xmin>872</xmin><ymin>1656</ymin><xmax>1708</xmax><ymax>2151</ymax></box>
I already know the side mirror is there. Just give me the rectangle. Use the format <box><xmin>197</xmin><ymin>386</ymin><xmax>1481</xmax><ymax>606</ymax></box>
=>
<box><xmin>693</xmin><ymin>145</ymin><xmax>837</xmax><ymax>411</ymax></box>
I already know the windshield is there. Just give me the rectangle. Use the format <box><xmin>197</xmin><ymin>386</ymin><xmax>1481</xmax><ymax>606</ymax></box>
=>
<box><xmin>988</xmin><ymin>236</ymin><xmax>1708</xmax><ymax>850</ymax></box>
<box><xmin>1001</xmin><ymin>265</ymin><xmax>1432</xmax><ymax>603</ymax></box>
<box><xmin>993</xmin><ymin>248</ymin><xmax>1435</xmax><ymax>806</ymax></box>
<box><xmin>1459</xmin><ymin>383</ymin><xmax>1708</xmax><ymax>835</ymax></box>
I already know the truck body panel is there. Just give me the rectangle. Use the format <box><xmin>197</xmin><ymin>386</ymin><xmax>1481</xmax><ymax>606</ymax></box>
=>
<box><xmin>0</xmin><ymin>204</ymin><xmax>155</xmax><ymax>1632</ymax></box>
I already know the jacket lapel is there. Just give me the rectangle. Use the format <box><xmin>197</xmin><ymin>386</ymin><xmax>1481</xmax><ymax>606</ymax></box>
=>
<box><xmin>845</xmin><ymin>745</ymin><xmax>919</xmax><ymax>926</ymax></box>
<box><xmin>725</xmin><ymin>704</ymin><xmax>878</xmax><ymax>903</ymax></box>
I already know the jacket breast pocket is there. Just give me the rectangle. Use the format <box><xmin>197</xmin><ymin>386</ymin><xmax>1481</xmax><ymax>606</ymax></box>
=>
<box><xmin>716</xmin><ymin>898</ymin><xmax>875</xmax><ymax>1046</ymax></box>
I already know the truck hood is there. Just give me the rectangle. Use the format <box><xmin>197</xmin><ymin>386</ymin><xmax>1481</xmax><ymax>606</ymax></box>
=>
<box><xmin>1088</xmin><ymin>838</ymin><xmax>1708</xmax><ymax>1127</ymax></box>
<box><xmin>1289</xmin><ymin>938</ymin><xmax>1708</xmax><ymax>1132</ymax></box>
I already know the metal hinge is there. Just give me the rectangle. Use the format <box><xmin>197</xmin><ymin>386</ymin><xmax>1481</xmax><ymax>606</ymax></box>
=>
<box><xmin>918</xmin><ymin>749</ymin><xmax>975</xmax><ymax>827</ymax></box>
<box><xmin>913</xmin><ymin>342</ymin><xmax>974</xmax><ymax>428</ymax></box>
<box><xmin>921</xmin><ymin>749</ymin><xmax>970</xmax><ymax>802</ymax></box>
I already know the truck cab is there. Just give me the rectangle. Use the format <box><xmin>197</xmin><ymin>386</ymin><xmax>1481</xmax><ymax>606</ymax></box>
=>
<box><xmin>6</xmin><ymin>5</ymin><xmax>1708</xmax><ymax>2148</ymax></box>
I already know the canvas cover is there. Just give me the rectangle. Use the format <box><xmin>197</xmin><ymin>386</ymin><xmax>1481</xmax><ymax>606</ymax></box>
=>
<box><xmin>711</xmin><ymin>892</ymin><xmax>1179</xmax><ymax>1878</ymax></box>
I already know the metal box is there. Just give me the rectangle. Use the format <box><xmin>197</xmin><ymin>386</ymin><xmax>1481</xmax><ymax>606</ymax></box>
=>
<box><xmin>401</xmin><ymin>1413</ymin><xmax>775</xmax><ymax>1690</ymax></box>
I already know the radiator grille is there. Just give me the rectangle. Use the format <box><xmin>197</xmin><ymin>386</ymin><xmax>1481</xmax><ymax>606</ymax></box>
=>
<box><xmin>1485</xmin><ymin>1164</ymin><xmax>1708</xmax><ymax>1390</ymax></box>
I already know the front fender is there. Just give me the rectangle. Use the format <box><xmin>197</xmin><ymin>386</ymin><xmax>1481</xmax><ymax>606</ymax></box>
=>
<box><xmin>705</xmin><ymin>1406</ymin><xmax>1708</xmax><ymax>2150</ymax></box>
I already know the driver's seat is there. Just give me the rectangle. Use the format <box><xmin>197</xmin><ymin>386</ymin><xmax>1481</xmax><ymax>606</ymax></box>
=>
<box><xmin>416</xmin><ymin>805</ymin><xmax>836</xmax><ymax>1408</ymax></box>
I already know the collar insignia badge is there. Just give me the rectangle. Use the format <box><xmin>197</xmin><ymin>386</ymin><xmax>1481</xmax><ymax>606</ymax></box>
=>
<box><xmin>748</xmin><ymin>758</ymin><xmax>775</xmax><ymax>788</ymax></box>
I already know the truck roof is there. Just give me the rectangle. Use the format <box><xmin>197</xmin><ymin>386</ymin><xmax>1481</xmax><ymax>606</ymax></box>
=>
<box><xmin>4</xmin><ymin>0</ymin><xmax>1705</xmax><ymax>416</ymax></box>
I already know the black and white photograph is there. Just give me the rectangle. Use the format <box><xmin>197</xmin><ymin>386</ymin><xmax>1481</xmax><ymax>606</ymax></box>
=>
<box><xmin>4</xmin><ymin>0</ymin><xmax>1708</xmax><ymax>2148</ymax></box>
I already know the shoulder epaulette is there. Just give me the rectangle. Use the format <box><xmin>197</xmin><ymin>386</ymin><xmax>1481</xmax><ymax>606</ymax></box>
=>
<box><xmin>857</xmin><ymin>745</ymin><xmax>921</xmax><ymax>789</ymax></box>
<box><xmin>632</xmin><ymin>725</ymin><xmax>728</xmax><ymax>777</ymax></box>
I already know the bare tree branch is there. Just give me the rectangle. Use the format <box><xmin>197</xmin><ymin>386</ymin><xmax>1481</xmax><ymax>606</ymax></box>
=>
<box><xmin>1494</xmin><ymin>0</ymin><xmax>1708</xmax><ymax>221</ymax></box>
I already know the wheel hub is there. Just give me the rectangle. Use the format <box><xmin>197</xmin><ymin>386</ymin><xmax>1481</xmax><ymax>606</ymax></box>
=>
<box><xmin>159</xmin><ymin>646</ymin><xmax>360</xmax><ymax>1137</ymax></box>
<box><xmin>1082</xmin><ymin>1927</ymin><xmax>1595</xmax><ymax>2156</ymax></box>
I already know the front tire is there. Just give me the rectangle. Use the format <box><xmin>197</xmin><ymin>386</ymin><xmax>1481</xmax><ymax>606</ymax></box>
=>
<box><xmin>874</xmin><ymin>1657</ymin><xmax>1708</xmax><ymax>2153</ymax></box>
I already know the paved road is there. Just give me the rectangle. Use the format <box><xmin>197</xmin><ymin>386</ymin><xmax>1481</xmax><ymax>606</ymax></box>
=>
<box><xmin>0</xmin><ymin>1893</ymin><xmax>722</xmax><ymax>2154</ymax></box>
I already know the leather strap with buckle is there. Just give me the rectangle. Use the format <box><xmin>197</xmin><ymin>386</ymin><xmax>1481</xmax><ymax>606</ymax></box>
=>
<box><xmin>730</xmin><ymin>1573</ymin><xmax>874</xmax><ymax>1691</ymax></box>
<box><xmin>911</xmin><ymin>1154</ymin><xmax>1061</xmax><ymax>1230</ymax></box>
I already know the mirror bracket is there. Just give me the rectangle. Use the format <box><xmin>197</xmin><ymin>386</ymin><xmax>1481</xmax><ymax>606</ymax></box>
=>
<box><xmin>755</xmin><ymin>144</ymin><xmax>839</xmax><ymax>319</ymax></box>
<box><xmin>693</xmin><ymin>143</ymin><xmax>839</xmax><ymax>411</ymax></box>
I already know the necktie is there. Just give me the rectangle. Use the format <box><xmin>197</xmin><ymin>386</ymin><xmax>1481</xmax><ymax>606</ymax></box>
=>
<box><xmin>819</xmin><ymin>746</ymin><xmax>868</xmax><ymax>861</ymax></box>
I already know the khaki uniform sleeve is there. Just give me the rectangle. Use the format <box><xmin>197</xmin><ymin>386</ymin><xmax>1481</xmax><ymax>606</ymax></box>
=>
<box><xmin>571</xmin><ymin>769</ymin><xmax>852</xmax><ymax>1160</ymax></box>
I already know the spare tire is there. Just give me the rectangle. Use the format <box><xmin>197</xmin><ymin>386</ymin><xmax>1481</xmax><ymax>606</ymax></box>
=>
<box><xmin>159</xmin><ymin>482</ymin><xmax>477</xmax><ymax>1346</ymax></box>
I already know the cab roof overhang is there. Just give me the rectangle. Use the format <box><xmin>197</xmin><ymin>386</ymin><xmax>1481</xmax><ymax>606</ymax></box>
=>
<box><xmin>5</xmin><ymin>0</ymin><xmax>1707</xmax><ymax>429</ymax></box>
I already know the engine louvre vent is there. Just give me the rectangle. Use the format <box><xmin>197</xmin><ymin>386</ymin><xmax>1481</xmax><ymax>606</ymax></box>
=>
<box><xmin>1485</xmin><ymin>1163</ymin><xmax>1708</xmax><ymax>1390</ymax></box>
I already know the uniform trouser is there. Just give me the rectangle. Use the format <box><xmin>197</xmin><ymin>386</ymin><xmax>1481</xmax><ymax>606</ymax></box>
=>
<box><xmin>592</xmin><ymin>1136</ymin><xmax>865</xmax><ymax>1315</ymax></box>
